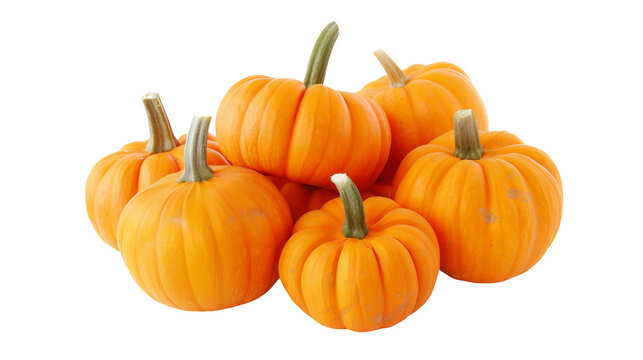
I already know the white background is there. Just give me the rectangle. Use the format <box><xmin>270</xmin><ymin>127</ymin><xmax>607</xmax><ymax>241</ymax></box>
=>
<box><xmin>1</xmin><ymin>1</ymin><xmax>641</xmax><ymax>359</ymax></box>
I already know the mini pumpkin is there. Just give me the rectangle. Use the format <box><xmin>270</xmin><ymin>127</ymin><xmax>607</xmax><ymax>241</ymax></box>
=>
<box><xmin>279</xmin><ymin>173</ymin><xmax>440</xmax><ymax>332</ymax></box>
<box><xmin>267</xmin><ymin>176</ymin><xmax>374</xmax><ymax>222</ymax></box>
<box><xmin>359</xmin><ymin>50</ymin><xmax>488</xmax><ymax>183</ymax></box>
<box><xmin>117</xmin><ymin>116</ymin><xmax>292</xmax><ymax>311</ymax></box>
<box><xmin>216</xmin><ymin>22</ymin><xmax>391</xmax><ymax>190</ymax></box>
<box><xmin>85</xmin><ymin>93</ymin><xmax>229</xmax><ymax>250</ymax></box>
<box><xmin>393</xmin><ymin>110</ymin><xmax>563</xmax><ymax>283</ymax></box>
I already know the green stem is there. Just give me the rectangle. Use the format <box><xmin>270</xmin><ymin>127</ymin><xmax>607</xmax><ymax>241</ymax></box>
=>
<box><xmin>331</xmin><ymin>173</ymin><xmax>369</xmax><ymax>239</ymax></box>
<box><xmin>178</xmin><ymin>116</ymin><xmax>214</xmax><ymax>183</ymax></box>
<box><xmin>373</xmin><ymin>49</ymin><xmax>408</xmax><ymax>87</ymax></box>
<box><xmin>453</xmin><ymin>109</ymin><xmax>484</xmax><ymax>160</ymax></box>
<box><xmin>303</xmin><ymin>22</ymin><xmax>339</xmax><ymax>88</ymax></box>
<box><xmin>142</xmin><ymin>93</ymin><xmax>179</xmax><ymax>153</ymax></box>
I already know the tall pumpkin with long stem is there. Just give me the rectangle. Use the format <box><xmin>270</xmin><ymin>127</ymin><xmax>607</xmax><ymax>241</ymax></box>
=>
<box><xmin>359</xmin><ymin>50</ymin><xmax>488</xmax><ymax>183</ymax></box>
<box><xmin>279</xmin><ymin>173</ymin><xmax>440</xmax><ymax>332</ymax></box>
<box><xmin>85</xmin><ymin>93</ymin><xmax>228</xmax><ymax>250</ymax></box>
<box><xmin>216</xmin><ymin>22</ymin><xmax>391</xmax><ymax>190</ymax></box>
<box><xmin>393</xmin><ymin>110</ymin><xmax>563</xmax><ymax>283</ymax></box>
<box><xmin>117</xmin><ymin>116</ymin><xmax>292</xmax><ymax>311</ymax></box>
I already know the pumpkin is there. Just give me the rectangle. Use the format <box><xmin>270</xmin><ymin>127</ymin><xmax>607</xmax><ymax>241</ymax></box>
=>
<box><xmin>359</xmin><ymin>50</ymin><xmax>488</xmax><ymax>183</ymax></box>
<box><xmin>86</xmin><ymin>93</ymin><xmax>229</xmax><ymax>250</ymax></box>
<box><xmin>267</xmin><ymin>176</ymin><xmax>375</xmax><ymax>222</ymax></box>
<box><xmin>279</xmin><ymin>173</ymin><xmax>440</xmax><ymax>331</ymax></box>
<box><xmin>216</xmin><ymin>22</ymin><xmax>391</xmax><ymax>190</ymax></box>
<box><xmin>393</xmin><ymin>110</ymin><xmax>563</xmax><ymax>283</ymax></box>
<box><xmin>368</xmin><ymin>180</ymin><xmax>392</xmax><ymax>198</ymax></box>
<box><xmin>117</xmin><ymin>116</ymin><xmax>292</xmax><ymax>311</ymax></box>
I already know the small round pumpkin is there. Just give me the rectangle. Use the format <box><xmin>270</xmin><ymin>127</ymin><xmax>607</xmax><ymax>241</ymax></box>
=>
<box><xmin>393</xmin><ymin>110</ymin><xmax>563</xmax><ymax>283</ymax></box>
<box><xmin>359</xmin><ymin>50</ymin><xmax>488</xmax><ymax>183</ymax></box>
<box><xmin>85</xmin><ymin>93</ymin><xmax>229</xmax><ymax>250</ymax></box>
<box><xmin>279</xmin><ymin>174</ymin><xmax>440</xmax><ymax>332</ymax></box>
<box><xmin>267</xmin><ymin>176</ymin><xmax>374</xmax><ymax>222</ymax></box>
<box><xmin>117</xmin><ymin>116</ymin><xmax>292</xmax><ymax>311</ymax></box>
<box><xmin>216</xmin><ymin>22</ymin><xmax>391</xmax><ymax>190</ymax></box>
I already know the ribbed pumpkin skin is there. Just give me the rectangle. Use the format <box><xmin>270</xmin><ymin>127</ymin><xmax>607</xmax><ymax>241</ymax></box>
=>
<box><xmin>216</xmin><ymin>76</ymin><xmax>391</xmax><ymax>190</ymax></box>
<box><xmin>359</xmin><ymin>63</ymin><xmax>488</xmax><ymax>182</ymax></box>
<box><xmin>393</xmin><ymin>130</ymin><xmax>563</xmax><ymax>283</ymax></box>
<box><xmin>117</xmin><ymin>165</ymin><xmax>292</xmax><ymax>311</ymax></box>
<box><xmin>267</xmin><ymin>176</ymin><xmax>374</xmax><ymax>222</ymax></box>
<box><xmin>85</xmin><ymin>134</ymin><xmax>228</xmax><ymax>250</ymax></box>
<box><xmin>279</xmin><ymin>197</ymin><xmax>440</xmax><ymax>332</ymax></box>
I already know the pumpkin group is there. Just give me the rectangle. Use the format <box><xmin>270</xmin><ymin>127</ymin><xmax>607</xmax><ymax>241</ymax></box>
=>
<box><xmin>393</xmin><ymin>110</ymin><xmax>563</xmax><ymax>283</ymax></box>
<box><xmin>85</xmin><ymin>21</ymin><xmax>564</xmax><ymax>332</ymax></box>
<box><xmin>85</xmin><ymin>93</ymin><xmax>229</xmax><ymax>250</ymax></box>
<box><xmin>279</xmin><ymin>174</ymin><xmax>440</xmax><ymax>332</ymax></box>
<box><xmin>216</xmin><ymin>22</ymin><xmax>391</xmax><ymax>190</ymax></box>
<box><xmin>117</xmin><ymin>116</ymin><xmax>292</xmax><ymax>310</ymax></box>
<box><xmin>359</xmin><ymin>50</ymin><xmax>488</xmax><ymax>183</ymax></box>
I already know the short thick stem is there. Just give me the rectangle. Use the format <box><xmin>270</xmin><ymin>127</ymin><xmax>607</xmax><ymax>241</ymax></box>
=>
<box><xmin>303</xmin><ymin>22</ymin><xmax>339</xmax><ymax>88</ymax></box>
<box><xmin>331</xmin><ymin>173</ymin><xmax>369</xmax><ymax>239</ymax></box>
<box><xmin>453</xmin><ymin>109</ymin><xmax>484</xmax><ymax>160</ymax></box>
<box><xmin>373</xmin><ymin>49</ymin><xmax>408</xmax><ymax>88</ymax></box>
<box><xmin>178</xmin><ymin>116</ymin><xmax>214</xmax><ymax>183</ymax></box>
<box><xmin>142</xmin><ymin>93</ymin><xmax>179</xmax><ymax>153</ymax></box>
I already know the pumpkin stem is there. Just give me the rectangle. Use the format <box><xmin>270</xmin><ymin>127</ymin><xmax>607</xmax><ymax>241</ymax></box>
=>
<box><xmin>178</xmin><ymin>116</ymin><xmax>214</xmax><ymax>183</ymax></box>
<box><xmin>453</xmin><ymin>109</ymin><xmax>484</xmax><ymax>160</ymax></box>
<box><xmin>373</xmin><ymin>49</ymin><xmax>408</xmax><ymax>88</ymax></box>
<box><xmin>142</xmin><ymin>93</ymin><xmax>179</xmax><ymax>153</ymax></box>
<box><xmin>331</xmin><ymin>173</ymin><xmax>369</xmax><ymax>239</ymax></box>
<box><xmin>303</xmin><ymin>22</ymin><xmax>339</xmax><ymax>88</ymax></box>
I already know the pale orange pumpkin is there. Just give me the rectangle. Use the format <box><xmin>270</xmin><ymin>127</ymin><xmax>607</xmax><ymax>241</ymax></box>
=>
<box><xmin>117</xmin><ymin>116</ymin><xmax>292</xmax><ymax>310</ymax></box>
<box><xmin>393</xmin><ymin>110</ymin><xmax>563</xmax><ymax>283</ymax></box>
<box><xmin>279</xmin><ymin>174</ymin><xmax>440</xmax><ymax>331</ymax></box>
<box><xmin>216</xmin><ymin>22</ymin><xmax>390</xmax><ymax>190</ymax></box>
<box><xmin>86</xmin><ymin>93</ymin><xmax>228</xmax><ymax>250</ymax></box>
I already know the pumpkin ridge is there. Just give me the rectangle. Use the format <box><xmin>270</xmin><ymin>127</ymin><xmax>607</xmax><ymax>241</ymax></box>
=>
<box><xmin>125</xmin><ymin>182</ymin><xmax>182</xmax><ymax>307</ymax></box>
<box><xmin>487</xmin><ymin>157</ymin><xmax>536</xmax><ymax>277</ymax></box>
<box><xmin>476</xmin><ymin>158</ymin><xmax>523</xmax><ymax>280</ymax></box>
<box><xmin>495</xmin><ymin>153</ymin><xmax>562</xmax><ymax>273</ymax></box>
<box><xmin>470</xmin><ymin>159</ymin><xmax>491</xmax><ymax>279</ymax></box>
<box><xmin>276</xmin><ymin>81</ymin><xmax>306</xmax><ymax>175</ymax></box>
<box><xmin>364</xmin><ymin>239</ymin><xmax>387</xmax><ymax>330</ymax></box>
<box><xmin>119</xmin><ymin>185</ymin><xmax>164</xmax><ymax>297</ymax></box>
<box><xmin>151</xmin><ymin>183</ymin><xmax>191</xmax><ymax>309</ymax></box>
<box><xmin>302</xmin><ymin>240</ymin><xmax>344</xmax><ymax>327</ymax></box>
<box><xmin>254</xmin><ymin>79</ymin><xmax>292</xmax><ymax>174</ymax></box>
<box><xmin>100</xmin><ymin>153</ymin><xmax>146</xmax><ymax>245</ymax></box>
<box><xmin>236</xmin><ymin>79</ymin><xmax>273</xmax><ymax>168</ymax></box>
<box><xmin>179</xmin><ymin>183</ymin><xmax>206</xmax><ymax>311</ymax></box>
<box><xmin>199</xmin><ymin>180</ymin><xmax>230</xmax><ymax>308</ymax></box>
<box><xmin>213</xmin><ymin>172</ymin><xmax>255</xmax><ymax>305</ymax></box>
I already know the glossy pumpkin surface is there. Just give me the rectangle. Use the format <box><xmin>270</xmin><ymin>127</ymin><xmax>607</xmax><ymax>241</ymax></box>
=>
<box><xmin>117</xmin><ymin>116</ymin><xmax>292</xmax><ymax>310</ymax></box>
<box><xmin>86</xmin><ymin>94</ymin><xmax>229</xmax><ymax>250</ymax></box>
<box><xmin>216</xmin><ymin>23</ymin><xmax>390</xmax><ymax>190</ymax></box>
<box><xmin>279</xmin><ymin>174</ymin><xmax>440</xmax><ymax>331</ymax></box>
<box><xmin>393</xmin><ymin>110</ymin><xmax>563</xmax><ymax>283</ymax></box>
<box><xmin>359</xmin><ymin>50</ymin><xmax>488</xmax><ymax>183</ymax></box>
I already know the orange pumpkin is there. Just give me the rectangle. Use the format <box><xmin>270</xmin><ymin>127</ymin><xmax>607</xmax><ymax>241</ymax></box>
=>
<box><xmin>359</xmin><ymin>50</ymin><xmax>488</xmax><ymax>183</ymax></box>
<box><xmin>368</xmin><ymin>180</ymin><xmax>392</xmax><ymax>198</ymax></box>
<box><xmin>117</xmin><ymin>116</ymin><xmax>292</xmax><ymax>311</ymax></box>
<box><xmin>393</xmin><ymin>110</ymin><xmax>563</xmax><ymax>283</ymax></box>
<box><xmin>267</xmin><ymin>176</ymin><xmax>374</xmax><ymax>222</ymax></box>
<box><xmin>279</xmin><ymin>173</ymin><xmax>440</xmax><ymax>331</ymax></box>
<box><xmin>85</xmin><ymin>93</ymin><xmax>229</xmax><ymax>250</ymax></box>
<box><xmin>216</xmin><ymin>22</ymin><xmax>391</xmax><ymax>190</ymax></box>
